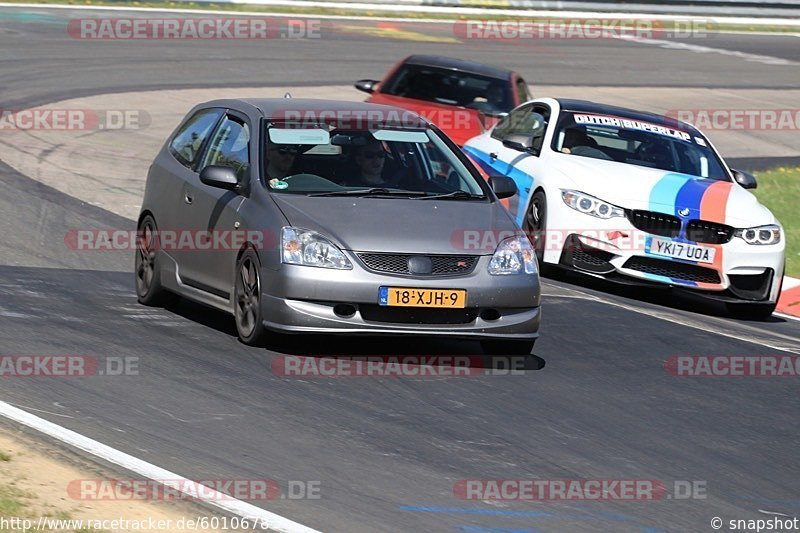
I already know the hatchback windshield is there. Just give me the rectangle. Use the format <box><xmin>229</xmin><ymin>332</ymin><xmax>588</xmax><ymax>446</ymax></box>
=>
<box><xmin>264</xmin><ymin>126</ymin><xmax>488</xmax><ymax>198</ymax></box>
<box><xmin>552</xmin><ymin>111</ymin><xmax>730</xmax><ymax>181</ymax></box>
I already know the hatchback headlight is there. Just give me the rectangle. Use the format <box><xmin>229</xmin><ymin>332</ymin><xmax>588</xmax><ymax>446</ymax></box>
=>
<box><xmin>281</xmin><ymin>227</ymin><xmax>352</xmax><ymax>269</ymax></box>
<box><xmin>488</xmin><ymin>235</ymin><xmax>537</xmax><ymax>275</ymax></box>
<box><xmin>734</xmin><ymin>224</ymin><xmax>781</xmax><ymax>245</ymax></box>
<box><xmin>562</xmin><ymin>190</ymin><xmax>624</xmax><ymax>219</ymax></box>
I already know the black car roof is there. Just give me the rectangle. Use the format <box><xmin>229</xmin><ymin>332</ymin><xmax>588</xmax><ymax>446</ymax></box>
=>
<box><xmin>555</xmin><ymin>98</ymin><xmax>702</xmax><ymax>136</ymax></box>
<box><xmin>404</xmin><ymin>55</ymin><xmax>515</xmax><ymax>81</ymax></box>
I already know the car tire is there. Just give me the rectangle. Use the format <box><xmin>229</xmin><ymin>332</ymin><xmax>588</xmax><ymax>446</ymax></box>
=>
<box><xmin>135</xmin><ymin>215</ymin><xmax>178</xmax><ymax>307</ymax></box>
<box><xmin>524</xmin><ymin>190</ymin><xmax>556</xmax><ymax>276</ymax></box>
<box><xmin>725</xmin><ymin>301</ymin><xmax>777</xmax><ymax>320</ymax></box>
<box><xmin>234</xmin><ymin>248</ymin><xmax>270</xmax><ymax>346</ymax></box>
<box><xmin>480</xmin><ymin>339</ymin><xmax>536</xmax><ymax>356</ymax></box>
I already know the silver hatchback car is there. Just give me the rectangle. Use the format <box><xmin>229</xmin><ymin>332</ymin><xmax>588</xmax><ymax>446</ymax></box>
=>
<box><xmin>136</xmin><ymin>99</ymin><xmax>541</xmax><ymax>354</ymax></box>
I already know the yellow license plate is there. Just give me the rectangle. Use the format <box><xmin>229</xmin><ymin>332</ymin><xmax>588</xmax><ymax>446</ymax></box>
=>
<box><xmin>379</xmin><ymin>287</ymin><xmax>467</xmax><ymax>308</ymax></box>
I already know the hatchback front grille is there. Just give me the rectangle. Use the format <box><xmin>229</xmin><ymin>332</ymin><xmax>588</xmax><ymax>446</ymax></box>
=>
<box><xmin>625</xmin><ymin>210</ymin><xmax>681</xmax><ymax>238</ymax></box>
<box><xmin>623</xmin><ymin>256</ymin><xmax>720</xmax><ymax>284</ymax></box>
<box><xmin>357</xmin><ymin>253</ymin><xmax>478</xmax><ymax>276</ymax></box>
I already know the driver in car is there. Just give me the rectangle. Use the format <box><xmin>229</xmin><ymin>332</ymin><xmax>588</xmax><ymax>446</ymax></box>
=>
<box><xmin>561</xmin><ymin>127</ymin><xmax>611</xmax><ymax>160</ymax></box>
<box><xmin>345</xmin><ymin>140</ymin><xmax>406</xmax><ymax>188</ymax></box>
<box><xmin>469</xmin><ymin>82</ymin><xmax>509</xmax><ymax>114</ymax></box>
<box><xmin>266</xmin><ymin>141</ymin><xmax>300</xmax><ymax>182</ymax></box>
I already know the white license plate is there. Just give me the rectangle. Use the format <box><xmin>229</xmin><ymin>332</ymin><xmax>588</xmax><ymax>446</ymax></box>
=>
<box><xmin>648</xmin><ymin>238</ymin><xmax>715</xmax><ymax>264</ymax></box>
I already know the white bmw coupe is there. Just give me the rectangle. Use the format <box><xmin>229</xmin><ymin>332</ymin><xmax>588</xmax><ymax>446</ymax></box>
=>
<box><xmin>464</xmin><ymin>98</ymin><xmax>785</xmax><ymax>319</ymax></box>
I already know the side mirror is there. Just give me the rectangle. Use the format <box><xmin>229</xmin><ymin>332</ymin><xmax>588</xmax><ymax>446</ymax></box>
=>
<box><xmin>502</xmin><ymin>133</ymin><xmax>537</xmax><ymax>154</ymax></box>
<box><xmin>200</xmin><ymin>165</ymin><xmax>239</xmax><ymax>190</ymax></box>
<box><xmin>354</xmin><ymin>79</ymin><xmax>379</xmax><ymax>94</ymax></box>
<box><xmin>488</xmin><ymin>175</ymin><xmax>517</xmax><ymax>199</ymax></box>
<box><xmin>731</xmin><ymin>168</ymin><xmax>757</xmax><ymax>189</ymax></box>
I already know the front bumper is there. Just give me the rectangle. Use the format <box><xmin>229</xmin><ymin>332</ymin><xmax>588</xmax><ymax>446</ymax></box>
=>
<box><xmin>259</xmin><ymin>255</ymin><xmax>541</xmax><ymax>339</ymax></box>
<box><xmin>542</xmin><ymin>200</ymin><xmax>785</xmax><ymax>303</ymax></box>
<box><xmin>547</xmin><ymin>227</ymin><xmax>784</xmax><ymax>304</ymax></box>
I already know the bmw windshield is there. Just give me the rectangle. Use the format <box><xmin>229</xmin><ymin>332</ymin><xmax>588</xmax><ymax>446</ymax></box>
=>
<box><xmin>263</xmin><ymin>125</ymin><xmax>488</xmax><ymax>199</ymax></box>
<box><xmin>552</xmin><ymin>111</ymin><xmax>730</xmax><ymax>181</ymax></box>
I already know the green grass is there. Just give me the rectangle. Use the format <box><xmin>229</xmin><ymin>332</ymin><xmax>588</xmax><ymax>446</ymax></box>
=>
<box><xmin>0</xmin><ymin>483</ymin><xmax>33</xmax><ymax>517</ymax></box>
<box><xmin>4</xmin><ymin>0</ymin><xmax>800</xmax><ymax>32</ymax></box>
<box><xmin>751</xmin><ymin>166</ymin><xmax>800</xmax><ymax>277</ymax></box>
<box><xmin>0</xmin><ymin>482</ymin><xmax>109</xmax><ymax>533</ymax></box>
<box><xmin>0</xmin><ymin>452</ymin><xmax>10</xmax><ymax>462</ymax></box>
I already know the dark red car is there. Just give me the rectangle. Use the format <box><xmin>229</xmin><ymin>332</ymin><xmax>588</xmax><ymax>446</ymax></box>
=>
<box><xmin>355</xmin><ymin>55</ymin><xmax>532</xmax><ymax>146</ymax></box>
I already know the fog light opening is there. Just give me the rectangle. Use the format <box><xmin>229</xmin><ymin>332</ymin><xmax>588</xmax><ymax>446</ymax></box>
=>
<box><xmin>333</xmin><ymin>304</ymin><xmax>357</xmax><ymax>318</ymax></box>
<box><xmin>480</xmin><ymin>309</ymin><xmax>501</xmax><ymax>321</ymax></box>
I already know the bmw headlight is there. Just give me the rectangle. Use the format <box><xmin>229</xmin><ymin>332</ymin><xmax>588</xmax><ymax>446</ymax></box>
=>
<box><xmin>281</xmin><ymin>227</ymin><xmax>352</xmax><ymax>269</ymax></box>
<box><xmin>734</xmin><ymin>224</ymin><xmax>781</xmax><ymax>245</ymax></box>
<box><xmin>561</xmin><ymin>190</ymin><xmax>624</xmax><ymax>219</ymax></box>
<box><xmin>488</xmin><ymin>235</ymin><xmax>537</xmax><ymax>275</ymax></box>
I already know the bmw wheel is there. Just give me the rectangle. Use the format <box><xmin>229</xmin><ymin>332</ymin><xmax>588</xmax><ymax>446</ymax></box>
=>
<box><xmin>524</xmin><ymin>190</ymin><xmax>555</xmax><ymax>276</ymax></box>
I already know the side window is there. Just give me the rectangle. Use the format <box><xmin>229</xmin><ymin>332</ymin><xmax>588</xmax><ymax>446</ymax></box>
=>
<box><xmin>491</xmin><ymin>104</ymin><xmax>532</xmax><ymax>141</ymax></box>
<box><xmin>530</xmin><ymin>104</ymin><xmax>551</xmax><ymax>152</ymax></box>
<box><xmin>517</xmin><ymin>78</ymin><xmax>532</xmax><ymax>103</ymax></box>
<box><xmin>169</xmin><ymin>109</ymin><xmax>222</xmax><ymax>168</ymax></box>
<box><xmin>198</xmin><ymin>116</ymin><xmax>250</xmax><ymax>181</ymax></box>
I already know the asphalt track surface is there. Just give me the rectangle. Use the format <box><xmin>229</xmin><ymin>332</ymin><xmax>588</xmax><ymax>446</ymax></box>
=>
<box><xmin>1</xmin><ymin>6</ymin><xmax>800</xmax><ymax>532</ymax></box>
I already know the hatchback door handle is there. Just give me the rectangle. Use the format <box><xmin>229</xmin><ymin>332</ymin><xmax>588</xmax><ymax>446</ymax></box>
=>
<box><xmin>184</xmin><ymin>193</ymin><xmax>193</xmax><ymax>205</ymax></box>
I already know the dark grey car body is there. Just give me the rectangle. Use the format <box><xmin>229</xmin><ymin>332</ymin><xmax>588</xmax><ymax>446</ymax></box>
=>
<box><xmin>138</xmin><ymin>98</ymin><xmax>541</xmax><ymax>344</ymax></box>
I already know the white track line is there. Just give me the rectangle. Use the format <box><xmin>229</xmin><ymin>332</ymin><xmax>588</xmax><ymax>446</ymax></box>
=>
<box><xmin>615</xmin><ymin>35</ymin><xmax>798</xmax><ymax>65</ymax></box>
<box><xmin>546</xmin><ymin>283</ymin><xmax>800</xmax><ymax>354</ymax></box>
<box><xmin>775</xmin><ymin>312</ymin><xmax>800</xmax><ymax>322</ymax></box>
<box><xmin>0</xmin><ymin>400</ymin><xmax>321</xmax><ymax>533</ymax></box>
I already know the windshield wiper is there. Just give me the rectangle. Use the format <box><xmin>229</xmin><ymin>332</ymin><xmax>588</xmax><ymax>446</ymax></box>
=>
<box><xmin>416</xmin><ymin>190</ymin><xmax>487</xmax><ymax>201</ymax></box>
<box><xmin>308</xmin><ymin>188</ymin><xmax>427</xmax><ymax>198</ymax></box>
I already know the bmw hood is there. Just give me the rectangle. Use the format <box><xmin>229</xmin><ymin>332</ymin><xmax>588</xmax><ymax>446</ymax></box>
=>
<box><xmin>550</xmin><ymin>155</ymin><xmax>775</xmax><ymax>227</ymax></box>
<box><xmin>270</xmin><ymin>195</ymin><xmax>518</xmax><ymax>255</ymax></box>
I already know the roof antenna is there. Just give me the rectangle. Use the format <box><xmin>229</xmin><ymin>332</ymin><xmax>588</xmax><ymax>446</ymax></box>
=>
<box><xmin>284</xmin><ymin>92</ymin><xmax>292</xmax><ymax>99</ymax></box>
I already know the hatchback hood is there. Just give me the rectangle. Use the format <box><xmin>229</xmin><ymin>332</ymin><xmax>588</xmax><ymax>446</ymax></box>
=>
<box><xmin>271</xmin><ymin>194</ymin><xmax>517</xmax><ymax>254</ymax></box>
<box><xmin>550</xmin><ymin>155</ymin><xmax>775</xmax><ymax>227</ymax></box>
